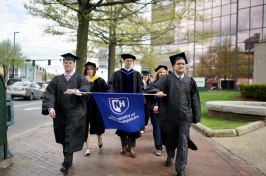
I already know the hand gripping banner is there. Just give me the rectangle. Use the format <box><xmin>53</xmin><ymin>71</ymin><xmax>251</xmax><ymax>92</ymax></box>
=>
<box><xmin>92</xmin><ymin>92</ymin><xmax>145</xmax><ymax>132</ymax></box>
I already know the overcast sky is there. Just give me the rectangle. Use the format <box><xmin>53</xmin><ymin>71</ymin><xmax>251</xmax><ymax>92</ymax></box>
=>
<box><xmin>0</xmin><ymin>0</ymin><xmax>77</xmax><ymax>74</ymax></box>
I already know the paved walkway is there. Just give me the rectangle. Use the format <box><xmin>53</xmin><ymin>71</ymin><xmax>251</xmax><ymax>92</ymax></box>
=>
<box><xmin>0</xmin><ymin>122</ymin><xmax>264</xmax><ymax>176</ymax></box>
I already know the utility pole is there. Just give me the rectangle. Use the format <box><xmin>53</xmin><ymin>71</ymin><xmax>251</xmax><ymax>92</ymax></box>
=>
<box><xmin>13</xmin><ymin>32</ymin><xmax>19</xmax><ymax>78</ymax></box>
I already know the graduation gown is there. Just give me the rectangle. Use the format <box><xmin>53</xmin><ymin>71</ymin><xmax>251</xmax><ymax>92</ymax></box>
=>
<box><xmin>108</xmin><ymin>68</ymin><xmax>143</xmax><ymax>139</ymax></box>
<box><xmin>85</xmin><ymin>77</ymin><xmax>107</xmax><ymax>140</ymax></box>
<box><xmin>148</xmin><ymin>74</ymin><xmax>201</xmax><ymax>151</ymax></box>
<box><xmin>42</xmin><ymin>73</ymin><xmax>90</xmax><ymax>153</ymax></box>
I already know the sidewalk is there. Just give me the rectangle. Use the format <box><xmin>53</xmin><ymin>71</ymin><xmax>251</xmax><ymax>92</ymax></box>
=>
<box><xmin>0</xmin><ymin>122</ymin><xmax>264</xmax><ymax>176</ymax></box>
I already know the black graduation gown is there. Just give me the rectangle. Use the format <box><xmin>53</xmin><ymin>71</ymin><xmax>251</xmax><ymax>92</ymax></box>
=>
<box><xmin>108</xmin><ymin>68</ymin><xmax>143</xmax><ymax>139</ymax></box>
<box><xmin>85</xmin><ymin>77</ymin><xmax>107</xmax><ymax>140</ymax></box>
<box><xmin>42</xmin><ymin>73</ymin><xmax>90</xmax><ymax>153</ymax></box>
<box><xmin>148</xmin><ymin>74</ymin><xmax>201</xmax><ymax>151</ymax></box>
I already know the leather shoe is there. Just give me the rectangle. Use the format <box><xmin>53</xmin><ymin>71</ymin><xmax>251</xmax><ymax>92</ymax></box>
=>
<box><xmin>98</xmin><ymin>136</ymin><xmax>103</xmax><ymax>148</ymax></box>
<box><xmin>165</xmin><ymin>157</ymin><xmax>173</xmax><ymax>167</ymax></box>
<box><xmin>177</xmin><ymin>171</ymin><xmax>185</xmax><ymax>176</ymax></box>
<box><xmin>60</xmin><ymin>165</ymin><xmax>69</xmax><ymax>175</ymax></box>
<box><xmin>128</xmin><ymin>147</ymin><xmax>137</xmax><ymax>158</ymax></box>
<box><xmin>121</xmin><ymin>146</ymin><xmax>128</xmax><ymax>154</ymax></box>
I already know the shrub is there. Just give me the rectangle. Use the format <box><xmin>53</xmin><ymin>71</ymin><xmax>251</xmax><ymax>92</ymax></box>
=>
<box><xmin>239</xmin><ymin>83</ymin><xmax>266</xmax><ymax>100</ymax></box>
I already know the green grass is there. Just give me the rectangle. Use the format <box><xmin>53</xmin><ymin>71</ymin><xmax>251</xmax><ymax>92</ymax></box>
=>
<box><xmin>199</xmin><ymin>91</ymin><xmax>252</xmax><ymax>130</ymax></box>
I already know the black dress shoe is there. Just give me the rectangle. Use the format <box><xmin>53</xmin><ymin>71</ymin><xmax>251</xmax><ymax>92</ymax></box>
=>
<box><xmin>177</xmin><ymin>171</ymin><xmax>185</xmax><ymax>176</ymax></box>
<box><xmin>60</xmin><ymin>165</ymin><xmax>69</xmax><ymax>175</ymax></box>
<box><xmin>165</xmin><ymin>157</ymin><xmax>173</xmax><ymax>167</ymax></box>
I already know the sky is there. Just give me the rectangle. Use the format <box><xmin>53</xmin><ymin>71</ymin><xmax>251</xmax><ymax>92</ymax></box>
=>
<box><xmin>0</xmin><ymin>0</ymin><xmax>76</xmax><ymax>74</ymax></box>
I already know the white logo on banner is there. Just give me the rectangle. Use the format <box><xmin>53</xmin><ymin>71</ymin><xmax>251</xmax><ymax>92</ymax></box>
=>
<box><xmin>109</xmin><ymin>97</ymin><xmax>129</xmax><ymax>115</ymax></box>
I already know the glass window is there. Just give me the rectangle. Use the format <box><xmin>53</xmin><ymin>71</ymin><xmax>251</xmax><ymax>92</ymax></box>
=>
<box><xmin>230</xmin><ymin>34</ymin><xmax>236</xmax><ymax>46</ymax></box>
<box><xmin>196</xmin><ymin>21</ymin><xmax>203</xmax><ymax>31</ymax></box>
<box><xmin>213</xmin><ymin>6</ymin><xmax>221</xmax><ymax>17</ymax></box>
<box><xmin>204</xmin><ymin>20</ymin><xmax>212</xmax><ymax>30</ymax></box>
<box><xmin>238</xmin><ymin>8</ymin><xmax>250</xmax><ymax>30</ymax></box>
<box><xmin>221</xmin><ymin>15</ymin><xmax>231</xmax><ymax>33</ymax></box>
<box><xmin>204</xmin><ymin>0</ymin><xmax>212</xmax><ymax>9</ymax></box>
<box><xmin>264</xmin><ymin>6</ymin><xmax>266</xmax><ymax>27</ymax></box>
<box><xmin>212</xmin><ymin>17</ymin><xmax>221</xmax><ymax>31</ymax></box>
<box><xmin>231</xmin><ymin>14</ymin><xmax>237</xmax><ymax>34</ymax></box>
<box><xmin>251</xmin><ymin>0</ymin><xmax>263</xmax><ymax>6</ymax></box>
<box><xmin>222</xmin><ymin>0</ymin><xmax>230</xmax><ymax>5</ymax></box>
<box><xmin>204</xmin><ymin>8</ymin><xmax>212</xmax><ymax>19</ymax></box>
<box><xmin>249</xmin><ymin>29</ymin><xmax>262</xmax><ymax>41</ymax></box>
<box><xmin>250</xmin><ymin>6</ymin><xmax>263</xmax><ymax>29</ymax></box>
<box><xmin>238</xmin><ymin>30</ymin><xmax>249</xmax><ymax>43</ymax></box>
<box><xmin>222</xmin><ymin>4</ymin><xmax>231</xmax><ymax>16</ymax></box>
<box><xmin>238</xmin><ymin>0</ymin><xmax>250</xmax><ymax>9</ymax></box>
<box><xmin>213</xmin><ymin>0</ymin><xmax>221</xmax><ymax>7</ymax></box>
<box><xmin>231</xmin><ymin>0</ymin><xmax>237</xmax><ymax>3</ymax></box>
<box><xmin>231</xmin><ymin>3</ymin><xmax>237</xmax><ymax>14</ymax></box>
<box><xmin>264</xmin><ymin>28</ymin><xmax>266</xmax><ymax>41</ymax></box>
<box><xmin>196</xmin><ymin>1</ymin><xmax>203</xmax><ymax>10</ymax></box>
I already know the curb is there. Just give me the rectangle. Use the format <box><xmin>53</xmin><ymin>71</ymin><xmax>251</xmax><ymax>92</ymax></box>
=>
<box><xmin>191</xmin><ymin>121</ymin><xmax>265</xmax><ymax>137</ymax></box>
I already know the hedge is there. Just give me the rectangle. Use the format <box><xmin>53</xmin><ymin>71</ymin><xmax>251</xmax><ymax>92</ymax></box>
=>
<box><xmin>239</xmin><ymin>83</ymin><xmax>266</xmax><ymax>101</ymax></box>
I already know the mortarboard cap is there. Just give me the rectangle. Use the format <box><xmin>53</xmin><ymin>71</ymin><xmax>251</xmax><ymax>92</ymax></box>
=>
<box><xmin>154</xmin><ymin>65</ymin><xmax>168</xmax><ymax>72</ymax></box>
<box><xmin>61</xmin><ymin>53</ymin><xmax>80</xmax><ymax>62</ymax></box>
<box><xmin>141</xmin><ymin>70</ymin><xmax>150</xmax><ymax>76</ymax></box>
<box><xmin>121</xmin><ymin>54</ymin><xmax>136</xmax><ymax>60</ymax></box>
<box><xmin>84</xmin><ymin>61</ymin><xmax>98</xmax><ymax>70</ymax></box>
<box><xmin>169</xmin><ymin>52</ymin><xmax>188</xmax><ymax>65</ymax></box>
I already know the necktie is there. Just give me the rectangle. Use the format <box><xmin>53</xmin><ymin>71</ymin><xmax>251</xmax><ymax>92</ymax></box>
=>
<box><xmin>66</xmin><ymin>74</ymin><xmax>71</xmax><ymax>82</ymax></box>
<box><xmin>179</xmin><ymin>77</ymin><xmax>182</xmax><ymax>81</ymax></box>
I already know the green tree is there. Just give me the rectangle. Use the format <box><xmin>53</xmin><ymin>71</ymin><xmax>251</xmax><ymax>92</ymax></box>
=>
<box><xmin>0</xmin><ymin>39</ymin><xmax>26</xmax><ymax>81</ymax></box>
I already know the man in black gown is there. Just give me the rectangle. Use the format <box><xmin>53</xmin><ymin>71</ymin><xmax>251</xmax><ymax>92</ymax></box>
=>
<box><xmin>149</xmin><ymin>52</ymin><xmax>201</xmax><ymax>176</ymax></box>
<box><xmin>108</xmin><ymin>54</ymin><xmax>143</xmax><ymax>158</ymax></box>
<box><xmin>42</xmin><ymin>53</ymin><xmax>90</xmax><ymax>174</ymax></box>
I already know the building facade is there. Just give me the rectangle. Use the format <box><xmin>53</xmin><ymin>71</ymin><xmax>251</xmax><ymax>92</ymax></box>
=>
<box><xmin>153</xmin><ymin>0</ymin><xmax>266</xmax><ymax>90</ymax></box>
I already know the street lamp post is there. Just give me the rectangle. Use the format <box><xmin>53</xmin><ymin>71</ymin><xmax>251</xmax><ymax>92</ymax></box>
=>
<box><xmin>12</xmin><ymin>32</ymin><xmax>19</xmax><ymax>78</ymax></box>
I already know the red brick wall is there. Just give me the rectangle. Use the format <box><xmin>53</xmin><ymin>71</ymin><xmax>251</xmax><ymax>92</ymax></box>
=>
<box><xmin>208</xmin><ymin>110</ymin><xmax>266</xmax><ymax>124</ymax></box>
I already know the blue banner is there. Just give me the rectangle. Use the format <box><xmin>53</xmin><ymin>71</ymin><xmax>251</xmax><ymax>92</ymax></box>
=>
<box><xmin>92</xmin><ymin>92</ymin><xmax>145</xmax><ymax>132</ymax></box>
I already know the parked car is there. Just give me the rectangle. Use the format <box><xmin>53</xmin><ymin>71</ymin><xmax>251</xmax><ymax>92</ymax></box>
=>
<box><xmin>6</xmin><ymin>81</ymin><xmax>45</xmax><ymax>100</ymax></box>
<box><xmin>6</xmin><ymin>78</ymin><xmax>22</xmax><ymax>86</ymax></box>
<box><xmin>42</xmin><ymin>80</ymin><xmax>51</xmax><ymax>90</ymax></box>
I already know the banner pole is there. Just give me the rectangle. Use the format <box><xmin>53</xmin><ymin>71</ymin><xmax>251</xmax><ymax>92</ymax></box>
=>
<box><xmin>74</xmin><ymin>92</ymin><xmax>167</xmax><ymax>96</ymax></box>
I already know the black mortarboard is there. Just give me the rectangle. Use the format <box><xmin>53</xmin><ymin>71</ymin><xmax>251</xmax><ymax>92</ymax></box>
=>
<box><xmin>141</xmin><ymin>70</ymin><xmax>150</xmax><ymax>76</ymax></box>
<box><xmin>154</xmin><ymin>65</ymin><xmax>168</xmax><ymax>72</ymax></box>
<box><xmin>61</xmin><ymin>53</ymin><xmax>80</xmax><ymax>62</ymax></box>
<box><xmin>169</xmin><ymin>52</ymin><xmax>188</xmax><ymax>65</ymax></box>
<box><xmin>121</xmin><ymin>54</ymin><xmax>136</xmax><ymax>60</ymax></box>
<box><xmin>84</xmin><ymin>61</ymin><xmax>98</xmax><ymax>70</ymax></box>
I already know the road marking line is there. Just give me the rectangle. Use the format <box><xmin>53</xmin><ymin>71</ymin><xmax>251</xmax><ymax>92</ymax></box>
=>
<box><xmin>24</xmin><ymin>107</ymin><xmax>42</xmax><ymax>111</ymax></box>
<box><xmin>14</xmin><ymin>102</ymin><xmax>41</xmax><ymax>108</ymax></box>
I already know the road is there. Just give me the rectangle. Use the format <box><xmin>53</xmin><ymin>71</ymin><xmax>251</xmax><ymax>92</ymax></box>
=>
<box><xmin>7</xmin><ymin>98</ymin><xmax>52</xmax><ymax>140</ymax></box>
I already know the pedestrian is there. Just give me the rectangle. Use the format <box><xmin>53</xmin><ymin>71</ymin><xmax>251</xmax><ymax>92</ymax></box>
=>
<box><xmin>140</xmin><ymin>70</ymin><xmax>152</xmax><ymax>133</ymax></box>
<box><xmin>148</xmin><ymin>65</ymin><xmax>169</xmax><ymax>156</ymax></box>
<box><xmin>148</xmin><ymin>52</ymin><xmax>201</xmax><ymax>176</ymax></box>
<box><xmin>83</xmin><ymin>61</ymin><xmax>107</xmax><ymax>156</ymax></box>
<box><xmin>108</xmin><ymin>54</ymin><xmax>143</xmax><ymax>158</ymax></box>
<box><xmin>42</xmin><ymin>53</ymin><xmax>90</xmax><ymax>175</ymax></box>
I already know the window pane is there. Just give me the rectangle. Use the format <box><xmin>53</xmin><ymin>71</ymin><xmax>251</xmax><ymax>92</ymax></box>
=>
<box><xmin>197</xmin><ymin>1</ymin><xmax>203</xmax><ymax>10</ymax></box>
<box><xmin>221</xmin><ymin>15</ymin><xmax>231</xmax><ymax>33</ymax></box>
<box><xmin>213</xmin><ymin>6</ymin><xmax>221</xmax><ymax>17</ymax></box>
<box><xmin>230</xmin><ymin>34</ymin><xmax>236</xmax><ymax>46</ymax></box>
<box><xmin>205</xmin><ymin>8</ymin><xmax>212</xmax><ymax>19</ymax></box>
<box><xmin>213</xmin><ymin>0</ymin><xmax>221</xmax><ymax>7</ymax></box>
<box><xmin>239</xmin><ymin>0</ymin><xmax>250</xmax><ymax>9</ymax></box>
<box><xmin>264</xmin><ymin>28</ymin><xmax>266</xmax><ymax>41</ymax></box>
<box><xmin>204</xmin><ymin>20</ymin><xmax>212</xmax><ymax>30</ymax></box>
<box><xmin>231</xmin><ymin>0</ymin><xmax>237</xmax><ymax>3</ymax></box>
<box><xmin>250</xmin><ymin>6</ymin><xmax>263</xmax><ymax>29</ymax></box>
<box><xmin>222</xmin><ymin>4</ymin><xmax>231</xmax><ymax>15</ymax></box>
<box><xmin>222</xmin><ymin>0</ymin><xmax>230</xmax><ymax>5</ymax></box>
<box><xmin>212</xmin><ymin>17</ymin><xmax>221</xmax><ymax>31</ymax></box>
<box><xmin>196</xmin><ymin>21</ymin><xmax>203</xmax><ymax>31</ymax></box>
<box><xmin>251</xmin><ymin>0</ymin><xmax>263</xmax><ymax>6</ymax></box>
<box><xmin>231</xmin><ymin>3</ymin><xmax>237</xmax><ymax>14</ymax></box>
<box><xmin>231</xmin><ymin>14</ymin><xmax>237</xmax><ymax>34</ymax></box>
<box><xmin>204</xmin><ymin>0</ymin><xmax>212</xmax><ymax>9</ymax></box>
<box><xmin>264</xmin><ymin>6</ymin><xmax>266</xmax><ymax>27</ymax></box>
<box><xmin>238</xmin><ymin>8</ymin><xmax>250</xmax><ymax>30</ymax></box>
<box><xmin>238</xmin><ymin>30</ymin><xmax>249</xmax><ymax>43</ymax></box>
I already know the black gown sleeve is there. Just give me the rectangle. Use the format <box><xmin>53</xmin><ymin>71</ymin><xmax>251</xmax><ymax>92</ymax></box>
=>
<box><xmin>191</xmin><ymin>77</ymin><xmax>201</xmax><ymax>124</ymax></box>
<box><xmin>108</xmin><ymin>72</ymin><xmax>117</xmax><ymax>93</ymax></box>
<box><xmin>42</xmin><ymin>76</ymin><xmax>58</xmax><ymax>115</ymax></box>
<box><xmin>75</xmin><ymin>75</ymin><xmax>90</xmax><ymax>103</ymax></box>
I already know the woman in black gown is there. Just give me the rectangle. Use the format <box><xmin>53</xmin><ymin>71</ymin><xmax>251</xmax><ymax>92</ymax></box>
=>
<box><xmin>83</xmin><ymin>61</ymin><xmax>107</xmax><ymax>156</ymax></box>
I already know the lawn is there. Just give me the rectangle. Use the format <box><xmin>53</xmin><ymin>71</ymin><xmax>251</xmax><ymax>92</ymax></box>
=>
<box><xmin>199</xmin><ymin>91</ymin><xmax>252</xmax><ymax>130</ymax></box>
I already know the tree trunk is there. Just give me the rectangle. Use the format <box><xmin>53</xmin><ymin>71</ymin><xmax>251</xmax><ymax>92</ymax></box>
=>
<box><xmin>76</xmin><ymin>7</ymin><xmax>89</xmax><ymax>74</ymax></box>
<box><xmin>109</xmin><ymin>43</ymin><xmax>117</xmax><ymax>80</ymax></box>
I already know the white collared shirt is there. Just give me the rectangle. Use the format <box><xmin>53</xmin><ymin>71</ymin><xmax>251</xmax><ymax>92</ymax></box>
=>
<box><xmin>174</xmin><ymin>73</ymin><xmax>184</xmax><ymax>80</ymax></box>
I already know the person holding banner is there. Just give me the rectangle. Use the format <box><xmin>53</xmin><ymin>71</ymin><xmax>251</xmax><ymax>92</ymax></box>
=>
<box><xmin>42</xmin><ymin>53</ymin><xmax>90</xmax><ymax>175</ymax></box>
<box><xmin>83</xmin><ymin>61</ymin><xmax>107</xmax><ymax>156</ymax></box>
<box><xmin>108</xmin><ymin>54</ymin><xmax>143</xmax><ymax>158</ymax></box>
<box><xmin>149</xmin><ymin>52</ymin><xmax>201</xmax><ymax>176</ymax></box>
<box><xmin>148</xmin><ymin>65</ymin><xmax>168</xmax><ymax>156</ymax></box>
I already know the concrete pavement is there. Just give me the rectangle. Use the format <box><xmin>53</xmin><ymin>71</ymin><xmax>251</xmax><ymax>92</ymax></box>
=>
<box><xmin>0</xmin><ymin>122</ymin><xmax>264</xmax><ymax>176</ymax></box>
